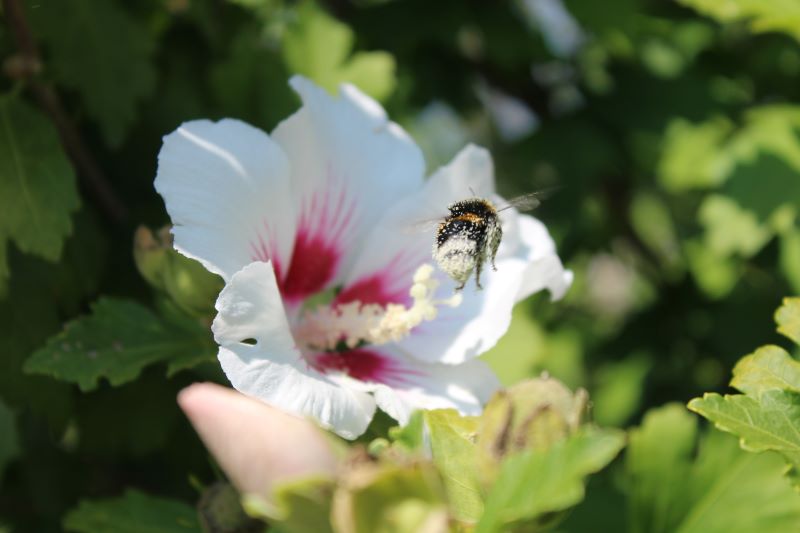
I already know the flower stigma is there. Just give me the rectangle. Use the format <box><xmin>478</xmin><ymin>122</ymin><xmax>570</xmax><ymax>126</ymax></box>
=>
<box><xmin>293</xmin><ymin>263</ymin><xmax>462</xmax><ymax>352</ymax></box>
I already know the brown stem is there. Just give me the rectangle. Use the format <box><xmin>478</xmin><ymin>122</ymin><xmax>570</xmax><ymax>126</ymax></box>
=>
<box><xmin>2</xmin><ymin>0</ymin><xmax>129</xmax><ymax>223</ymax></box>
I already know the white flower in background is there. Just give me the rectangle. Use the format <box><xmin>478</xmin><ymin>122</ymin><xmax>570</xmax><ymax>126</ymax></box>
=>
<box><xmin>155</xmin><ymin>76</ymin><xmax>572</xmax><ymax>439</ymax></box>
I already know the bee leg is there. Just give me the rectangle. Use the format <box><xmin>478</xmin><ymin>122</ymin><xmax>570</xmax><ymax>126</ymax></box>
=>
<box><xmin>490</xmin><ymin>226</ymin><xmax>502</xmax><ymax>272</ymax></box>
<box><xmin>455</xmin><ymin>280</ymin><xmax>466</xmax><ymax>291</ymax></box>
<box><xmin>474</xmin><ymin>260</ymin><xmax>484</xmax><ymax>290</ymax></box>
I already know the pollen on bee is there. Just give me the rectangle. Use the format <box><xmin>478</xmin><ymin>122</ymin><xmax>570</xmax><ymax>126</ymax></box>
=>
<box><xmin>293</xmin><ymin>263</ymin><xmax>461</xmax><ymax>351</ymax></box>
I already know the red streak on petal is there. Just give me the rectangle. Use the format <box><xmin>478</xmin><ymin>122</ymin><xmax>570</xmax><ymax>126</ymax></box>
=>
<box><xmin>335</xmin><ymin>248</ymin><xmax>427</xmax><ymax>308</ymax></box>
<box><xmin>312</xmin><ymin>349</ymin><xmax>416</xmax><ymax>386</ymax></box>
<box><xmin>335</xmin><ymin>274</ymin><xmax>410</xmax><ymax>307</ymax></box>
<box><xmin>281</xmin><ymin>230</ymin><xmax>339</xmax><ymax>302</ymax></box>
<box><xmin>249</xmin><ymin>225</ymin><xmax>283</xmax><ymax>281</ymax></box>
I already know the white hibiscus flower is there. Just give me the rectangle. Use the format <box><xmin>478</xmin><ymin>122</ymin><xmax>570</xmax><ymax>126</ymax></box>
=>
<box><xmin>155</xmin><ymin>76</ymin><xmax>572</xmax><ymax>439</ymax></box>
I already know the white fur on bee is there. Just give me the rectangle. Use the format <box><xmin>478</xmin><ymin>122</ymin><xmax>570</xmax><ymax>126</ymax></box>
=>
<box><xmin>432</xmin><ymin>235</ymin><xmax>478</xmax><ymax>284</ymax></box>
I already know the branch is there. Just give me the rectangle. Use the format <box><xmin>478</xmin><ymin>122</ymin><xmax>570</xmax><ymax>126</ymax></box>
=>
<box><xmin>2</xmin><ymin>0</ymin><xmax>128</xmax><ymax>223</ymax></box>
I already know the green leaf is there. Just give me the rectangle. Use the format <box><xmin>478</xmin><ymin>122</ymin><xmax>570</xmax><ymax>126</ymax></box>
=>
<box><xmin>688</xmin><ymin>390</ymin><xmax>800</xmax><ymax>485</ymax></box>
<box><xmin>626</xmin><ymin>404</ymin><xmax>699</xmax><ymax>533</ymax></box>
<box><xmin>424</xmin><ymin>409</ymin><xmax>483</xmax><ymax>523</ymax></box>
<box><xmin>684</xmin><ymin>239</ymin><xmax>740</xmax><ymax>299</ymax></box>
<box><xmin>29</xmin><ymin>0</ymin><xmax>156</xmax><ymax>146</ymax></box>
<box><xmin>592</xmin><ymin>355</ymin><xmax>652</xmax><ymax>427</ymax></box>
<box><xmin>659</xmin><ymin>107</ymin><xmax>800</xmax><ymax>206</ymax></box>
<box><xmin>723</xmin><ymin>154</ymin><xmax>800</xmax><ymax>223</ymax></box>
<box><xmin>658</xmin><ymin>117</ymin><xmax>733</xmax><ymax>192</ymax></box>
<box><xmin>698</xmin><ymin>195</ymin><xmax>771</xmax><ymax>258</ymax></box>
<box><xmin>63</xmin><ymin>489</ymin><xmax>201</xmax><ymax>533</ymax></box>
<box><xmin>627</xmin><ymin>404</ymin><xmax>800</xmax><ymax>533</ymax></box>
<box><xmin>629</xmin><ymin>193</ymin><xmax>682</xmax><ymax>274</ymax></box>
<box><xmin>0</xmin><ymin>99</ymin><xmax>79</xmax><ymax>286</ymax></box>
<box><xmin>730</xmin><ymin>345</ymin><xmax>800</xmax><ymax>395</ymax></box>
<box><xmin>210</xmin><ymin>29</ymin><xmax>296</xmax><ymax>131</ymax></box>
<box><xmin>476</xmin><ymin>427</ymin><xmax>625</xmax><ymax>533</ymax></box>
<box><xmin>780</xmin><ymin>230</ymin><xmax>800</xmax><ymax>294</ymax></box>
<box><xmin>678</xmin><ymin>0</ymin><xmax>800</xmax><ymax>42</ymax></box>
<box><xmin>282</xmin><ymin>2</ymin><xmax>396</xmax><ymax>102</ymax></box>
<box><xmin>776</xmin><ymin>297</ymin><xmax>800</xmax><ymax>346</ymax></box>
<box><xmin>388</xmin><ymin>410</ymin><xmax>425</xmax><ymax>451</ymax></box>
<box><xmin>335</xmin><ymin>52</ymin><xmax>397</xmax><ymax>104</ymax></box>
<box><xmin>25</xmin><ymin>298</ymin><xmax>216</xmax><ymax>391</ymax></box>
<box><xmin>0</xmin><ymin>399</ymin><xmax>19</xmax><ymax>484</ymax></box>
<box><xmin>0</xmin><ymin>250</ymin><xmax>74</xmax><ymax>428</ymax></box>
<box><xmin>679</xmin><ymin>430</ymin><xmax>800</xmax><ymax>533</ymax></box>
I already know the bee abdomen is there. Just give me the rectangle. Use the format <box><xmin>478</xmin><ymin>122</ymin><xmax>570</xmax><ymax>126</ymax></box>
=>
<box><xmin>436</xmin><ymin>218</ymin><xmax>485</xmax><ymax>246</ymax></box>
<box><xmin>433</xmin><ymin>235</ymin><xmax>477</xmax><ymax>283</ymax></box>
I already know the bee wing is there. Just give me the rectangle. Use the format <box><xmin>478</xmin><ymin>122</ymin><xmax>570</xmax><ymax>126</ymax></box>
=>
<box><xmin>403</xmin><ymin>215</ymin><xmax>444</xmax><ymax>234</ymax></box>
<box><xmin>504</xmin><ymin>193</ymin><xmax>542</xmax><ymax>212</ymax></box>
<box><xmin>497</xmin><ymin>187</ymin><xmax>561</xmax><ymax>212</ymax></box>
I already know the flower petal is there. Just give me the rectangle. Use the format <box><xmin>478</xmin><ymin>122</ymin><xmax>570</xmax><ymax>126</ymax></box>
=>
<box><xmin>271</xmin><ymin>76</ymin><xmax>425</xmax><ymax>302</ymax></box>
<box><xmin>155</xmin><ymin>119</ymin><xmax>296</xmax><ymax>282</ymax></box>
<box><xmin>336</xmin><ymin>144</ymin><xmax>497</xmax><ymax>307</ymax></box>
<box><xmin>513</xmin><ymin>214</ymin><xmax>574</xmax><ymax>301</ymax></box>
<box><xmin>309</xmin><ymin>345</ymin><xmax>500</xmax><ymax>425</ymax></box>
<box><xmin>212</xmin><ymin>262</ymin><xmax>376</xmax><ymax>439</ymax></box>
<box><xmin>370</xmin><ymin>351</ymin><xmax>501</xmax><ymax>425</ymax></box>
<box><xmin>395</xmin><ymin>266</ymin><xmax>522</xmax><ymax>364</ymax></box>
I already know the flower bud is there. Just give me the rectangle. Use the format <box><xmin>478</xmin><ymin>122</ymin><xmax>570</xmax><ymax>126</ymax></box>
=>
<box><xmin>197</xmin><ymin>482</ymin><xmax>261</xmax><ymax>532</ymax></box>
<box><xmin>476</xmin><ymin>375</ymin><xmax>588</xmax><ymax>488</ymax></box>
<box><xmin>331</xmin><ymin>447</ymin><xmax>449</xmax><ymax>533</ymax></box>
<box><xmin>133</xmin><ymin>226</ymin><xmax>169</xmax><ymax>290</ymax></box>
<box><xmin>134</xmin><ymin>226</ymin><xmax>223</xmax><ymax>318</ymax></box>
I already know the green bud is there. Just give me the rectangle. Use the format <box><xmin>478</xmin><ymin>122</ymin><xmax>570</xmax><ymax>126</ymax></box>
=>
<box><xmin>244</xmin><ymin>476</ymin><xmax>336</xmax><ymax>533</ymax></box>
<box><xmin>332</xmin><ymin>448</ymin><xmax>449</xmax><ymax>533</ymax></box>
<box><xmin>133</xmin><ymin>226</ymin><xmax>223</xmax><ymax>319</ymax></box>
<box><xmin>477</xmin><ymin>375</ymin><xmax>588</xmax><ymax>488</ymax></box>
<box><xmin>133</xmin><ymin>225</ymin><xmax>170</xmax><ymax>290</ymax></box>
<box><xmin>197</xmin><ymin>482</ymin><xmax>263</xmax><ymax>533</ymax></box>
<box><xmin>367</xmin><ymin>438</ymin><xmax>390</xmax><ymax>457</ymax></box>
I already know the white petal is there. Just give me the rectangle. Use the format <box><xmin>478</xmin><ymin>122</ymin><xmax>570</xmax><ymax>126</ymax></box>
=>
<box><xmin>155</xmin><ymin>119</ymin><xmax>296</xmax><ymax>282</ymax></box>
<box><xmin>218</xmin><ymin>349</ymin><xmax>376</xmax><ymax>440</ymax></box>
<box><xmin>372</xmin><ymin>353</ymin><xmax>500</xmax><ymax>425</ymax></box>
<box><xmin>271</xmin><ymin>76</ymin><xmax>425</xmax><ymax>299</ymax></box>
<box><xmin>212</xmin><ymin>262</ymin><xmax>376</xmax><ymax>439</ymax></box>
<box><xmin>211</xmin><ymin>261</ymin><xmax>297</xmax><ymax>365</ymax></box>
<box><xmin>396</xmin><ymin>266</ymin><xmax>522</xmax><ymax>364</ymax></box>
<box><xmin>513</xmin><ymin>214</ymin><xmax>574</xmax><ymax>301</ymax></box>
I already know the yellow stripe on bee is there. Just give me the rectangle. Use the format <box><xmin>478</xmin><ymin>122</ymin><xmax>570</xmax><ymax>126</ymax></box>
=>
<box><xmin>453</xmin><ymin>213</ymin><xmax>483</xmax><ymax>223</ymax></box>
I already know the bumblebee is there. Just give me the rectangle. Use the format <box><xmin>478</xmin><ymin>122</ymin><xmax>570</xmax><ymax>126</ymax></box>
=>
<box><xmin>433</xmin><ymin>193</ymin><xmax>542</xmax><ymax>291</ymax></box>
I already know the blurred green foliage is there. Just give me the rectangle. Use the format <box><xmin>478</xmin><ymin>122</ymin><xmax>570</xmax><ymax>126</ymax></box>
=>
<box><xmin>689</xmin><ymin>297</ymin><xmax>800</xmax><ymax>488</ymax></box>
<box><xmin>2</xmin><ymin>0</ymin><xmax>800</xmax><ymax>531</ymax></box>
<box><xmin>623</xmin><ymin>404</ymin><xmax>800</xmax><ymax>533</ymax></box>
